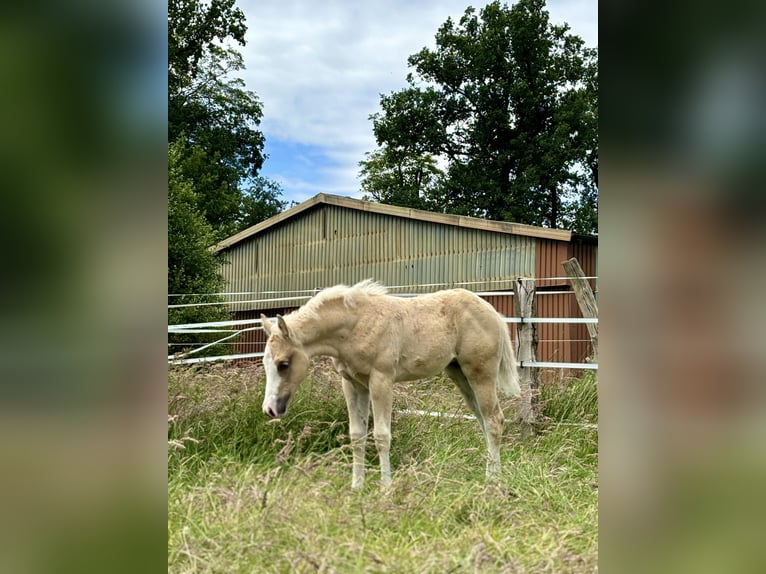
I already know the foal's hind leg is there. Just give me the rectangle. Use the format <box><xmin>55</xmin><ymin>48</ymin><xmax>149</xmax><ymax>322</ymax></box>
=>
<box><xmin>461</xmin><ymin>366</ymin><xmax>505</xmax><ymax>479</ymax></box>
<box><xmin>445</xmin><ymin>363</ymin><xmax>484</xmax><ymax>431</ymax></box>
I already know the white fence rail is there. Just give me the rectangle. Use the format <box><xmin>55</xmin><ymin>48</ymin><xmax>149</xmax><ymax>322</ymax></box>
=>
<box><xmin>169</xmin><ymin>277</ymin><xmax>598</xmax><ymax>369</ymax></box>
<box><xmin>168</xmin><ymin>316</ymin><xmax>598</xmax><ymax>369</ymax></box>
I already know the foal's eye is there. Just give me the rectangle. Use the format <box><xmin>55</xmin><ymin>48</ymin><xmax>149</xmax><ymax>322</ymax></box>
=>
<box><xmin>277</xmin><ymin>361</ymin><xmax>290</xmax><ymax>372</ymax></box>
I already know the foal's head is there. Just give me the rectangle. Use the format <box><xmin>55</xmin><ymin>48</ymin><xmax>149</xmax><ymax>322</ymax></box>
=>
<box><xmin>260</xmin><ymin>314</ymin><xmax>310</xmax><ymax>418</ymax></box>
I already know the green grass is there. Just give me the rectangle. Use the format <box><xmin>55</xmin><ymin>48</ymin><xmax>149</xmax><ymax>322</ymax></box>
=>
<box><xmin>168</xmin><ymin>362</ymin><xmax>598</xmax><ymax>573</ymax></box>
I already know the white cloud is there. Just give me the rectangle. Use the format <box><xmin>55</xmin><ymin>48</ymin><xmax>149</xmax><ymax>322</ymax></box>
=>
<box><xmin>239</xmin><ymin>1</ymin><xmax>597</xmax><ymax>203</ymax></box>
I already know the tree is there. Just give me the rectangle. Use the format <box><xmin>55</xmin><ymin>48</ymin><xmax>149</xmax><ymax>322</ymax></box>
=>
<box><xmin>237</xmin><ymin>176</ymin><xmax>289</xmax><ymax>230</ymax></box>
<box><xmin>168</xmin><ymin>0</ymin><xmax>247</xmax><ymax>96</ymax></box>
<box><xmin>168</xmin><ymin>0</ymin><xmax>287</xmax><ymax>354</ymax></box>
<box><xmin>169</xmin><ymin>0</ymin><xmax>285</xmax><ymax>238</ymax></box>
<box><xmin>168</xmin><ymin>140</ymin><xmax>231</xmax><ymax>353</ymax></box>
<box><xmin>168</xmin><ymin>140</ymin><xmax>228</xmax><ymax>319</ymax></box>
<box><xmin>362</xmin><ymin>0</ymin><xmax>597</xmax><ymax>232</ymax></box>
<box><xmin>359</xmin><ymin>148</ymin><xmax>443</xmax><ymax>210</ymax></box>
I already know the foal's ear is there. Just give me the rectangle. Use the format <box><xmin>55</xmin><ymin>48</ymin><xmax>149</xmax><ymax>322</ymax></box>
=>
<box><xmin>276</xmin><ymin>314</ymin><xmax>292</xmax><ymax>341</ymax></box>
<box><xmin>261</xmin><ymin>314</ymin><xmax>272</xmax><ymax>336</ymax></box>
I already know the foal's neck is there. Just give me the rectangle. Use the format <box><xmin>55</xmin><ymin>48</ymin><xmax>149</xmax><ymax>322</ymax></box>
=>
<box><xmin>289</xmin><ymin>299</ymin><xmax>356</xmax><ymax>358</ymax></box>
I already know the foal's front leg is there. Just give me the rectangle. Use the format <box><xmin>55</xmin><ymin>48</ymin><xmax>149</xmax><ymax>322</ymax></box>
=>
<box><xmin>341</xmin><ymin>377</ymin><xmax>369</xmax><ymax>489</ymax></box>
<box><xmin>369</xmin><ymin>371</ymin><xmax>394</xmax><ymax>488</ymax></box>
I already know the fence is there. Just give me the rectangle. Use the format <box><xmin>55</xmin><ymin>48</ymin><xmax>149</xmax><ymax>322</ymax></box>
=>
<box><xmin>168</xmin><ymin>316</ymin><xmax>599</xmax><ymax>368</ymax></box>
<box><xmin>168</xmin><ymin>266</ymin><xmax>599</xmax><ymax>376</ymax></box>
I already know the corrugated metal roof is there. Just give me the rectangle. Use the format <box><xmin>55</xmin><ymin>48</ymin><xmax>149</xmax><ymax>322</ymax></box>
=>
<box><xmin>213</xmin><ymin>193</ymin><xmax>572</xmax><ymax>252</ymax></box>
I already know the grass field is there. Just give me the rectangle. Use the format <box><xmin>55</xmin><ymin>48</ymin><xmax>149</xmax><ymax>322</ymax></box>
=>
<box><xmin>168</xmin><ymin>361</ymin><xmax>598</xmax><ymax>573</ymax></box>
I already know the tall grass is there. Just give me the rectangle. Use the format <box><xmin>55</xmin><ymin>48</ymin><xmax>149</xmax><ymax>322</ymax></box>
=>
<box><xmin>168</xmin><ymin>362</ymin><xmax>598</xmax><ymax>573</ymax></box>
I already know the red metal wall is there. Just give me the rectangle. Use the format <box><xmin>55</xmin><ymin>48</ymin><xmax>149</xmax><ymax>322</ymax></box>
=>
<box><xmin>231</xmin><ymin>306</ymin><xmax>298</xmax><ymax>356</ymax></box>
<box><xmin>234</xmin><ymin>295</ymin><xmax>593</xmax><ymax>365</ymax></box>
<box><xmin>534</xmin><ymin>237</ymin><xmax>597</xmax><ymax>364</ymax></box>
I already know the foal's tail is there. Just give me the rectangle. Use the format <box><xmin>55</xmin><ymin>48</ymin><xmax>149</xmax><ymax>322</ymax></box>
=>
<box><xmin>496</xmin><ymin>313</ymin><xmax>521</xmax><ymax>397</ymax></box>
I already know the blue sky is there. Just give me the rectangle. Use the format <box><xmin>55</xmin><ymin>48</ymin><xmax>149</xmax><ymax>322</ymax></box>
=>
<box><xmin>239</xmin><ymin>1</ymin><xmax>598</xmax><ymax>206</ymax></box>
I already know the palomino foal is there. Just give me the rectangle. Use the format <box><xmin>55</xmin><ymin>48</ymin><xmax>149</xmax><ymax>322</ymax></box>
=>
<box><xmin>260</xmin><ymin>280</ymin><xmax>520</xmax><ymax>488</ymax></box>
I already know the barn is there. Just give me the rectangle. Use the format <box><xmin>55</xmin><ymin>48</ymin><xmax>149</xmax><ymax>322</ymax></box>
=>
<box><xmin>213</xmin><ymin>193</ymin><xmax>597</xmax><ymax>366</ymax></box>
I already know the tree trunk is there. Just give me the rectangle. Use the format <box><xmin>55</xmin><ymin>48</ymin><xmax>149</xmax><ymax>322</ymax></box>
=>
<box><xmin>549</xmin><ymin>186</ymin><xmax>558</xmax><ymax>229</ymax></box>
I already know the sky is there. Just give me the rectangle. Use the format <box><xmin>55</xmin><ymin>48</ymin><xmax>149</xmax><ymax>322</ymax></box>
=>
<box><xmin>238</xmin><ymin>1</ymin><xmax>597</xmax><ymax>206</ymax></box>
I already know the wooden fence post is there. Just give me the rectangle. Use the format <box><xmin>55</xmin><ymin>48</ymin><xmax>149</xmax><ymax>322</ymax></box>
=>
<box><xmin>561</xmin><ymin>257</ymin><xmax>598</xmax><ymax>361</ymax></box>
<box><xmin>513</xmin><ymin>277</ymin><xmax>538</xmax><ymax>437</ymax></box>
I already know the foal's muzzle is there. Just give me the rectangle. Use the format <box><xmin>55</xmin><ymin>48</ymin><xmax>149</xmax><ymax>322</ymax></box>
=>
<box><xmin>263</xmin><ymin>395</ymin><xmax>290</xmax><ymax>418</ymax></box>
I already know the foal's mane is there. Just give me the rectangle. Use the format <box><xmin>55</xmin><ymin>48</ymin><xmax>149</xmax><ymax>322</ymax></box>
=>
<box><xmin>295</xmin><ymin>279</ymin><xmax>388</xmax><ymax>322</ymax></box>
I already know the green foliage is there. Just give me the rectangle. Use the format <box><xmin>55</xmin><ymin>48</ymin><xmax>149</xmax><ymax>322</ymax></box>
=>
<box><xmin>167</xmin><ymin>0</ymin><xmax>286</xmax><ymax>353</ymax></box>
<box><xmin>237</xmin><ymin>176</ymin><xmax>287</xmax><ymax>231</ymax></box>
<box><xmin>168</xmin><ymin>361</ymin><xmax>349</xmax><ymax>469</ymax></box>
<box><xmin>168</xmin><ymin>364</ymin><xmax>598</xmax><ymax>572</ymax></box>
<box><xmin>168</xmin><ymin>0</ymin><xmax>247</xmax><ymax>96</ymax></box>
<box><xmin>362</xmin><ymin>0</ymin><xmax>598</xmax><ymax>233</ymax></box>
<box><xmin>168</xmin><ymin>141</ymin><xmax>223</xmax><ymax>297</ymax></box>
<box><xmin>168</xmin><ymin>0</ymin><xmax>286</xmax><ymax>239</ymax></box>
<box><xmin>168</xmin><ymin>140</ymin><xmax>231</xmax><ymax>354</ymax></box>
<box><xmin>359</xmin><ymin>147</ymin><xmax>443</xmax><ymax>210</ymax></box>
<box><xmin>540</xmin><ymin>370</ymin><xmax>598</xmax><ymax>425</ymax></box>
